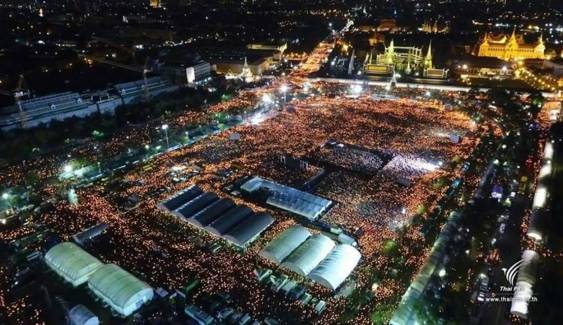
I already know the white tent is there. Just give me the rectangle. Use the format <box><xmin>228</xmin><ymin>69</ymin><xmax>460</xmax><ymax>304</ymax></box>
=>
<box><xmin>45</xmin><ymin>242</ymin><xmax>103</xmax><ymax>287</ymax></box>
<box><xmin>309</xmin><ymin>244</ymin><xmax>361</xmax><ymax>290</ymax></box>
<box><xmin>88</xmin><ymin>264</ymin><xmax>153</xmax><ymax>317</ymax></box>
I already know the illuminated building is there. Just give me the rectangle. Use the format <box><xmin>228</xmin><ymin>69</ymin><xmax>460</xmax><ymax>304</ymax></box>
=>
<box><xmin>364</xmin><ymin>40</ymin><xmax>447</xmax><ymax>79</ymax></box>
<box><xmin>453</xmin><ymin>56</ymin><xmax>512</xmax><ymax>79</ymax></box>
<box><xmin>247</xmin><ymin>42</ymin><xmax>287</xmax><ymax>61</ymax></box>
<box><xmin>214</xmin><ymin>56</ymin><xmax>271</xmax><ymax>82</ymax></box>
<box><xmin>421</xmin><ymin>20</ymin><xmax>449</xmax><ymax>34</ymax></box>
<box><xmin>364</xmin><ymin>40</ymin><xmax>422</xmax><ymax>75</ymax></box>
<box><xmin>376</xmin><ymin>19</ymin><xmax>404</xmax><ymax>33</ymax></box>
<box><xmin>239</xmin><ymin>57</ymin><xmax>254</xmax><ymax>82</ymax></box>
<box><xmin>422</xmin><ymin>42</ymin><xmax>449</xmax><ymax>79</ymax></box>
<box><xmin>477</xmin><ymin>30</ymin><xmax>545</xmax><ymax>61</ymax></box>
<box><xmin>150</xmin><ymin>0</ymin><xmax>161</xmax><ymax>8</ymax></box>
<box><xmin>376</xmin><ymin>40</ymin><xmax>423</xmax><ymax>71</ymax></box>
<box><xmin>368</xmin><ymin>32</ymin><xmax>385</xmax><ymax>47</ymax></box>
<box><xmin>0</xmin><ymin>78</ymin><xmax>178</xmax><ymax>131</ymax></box>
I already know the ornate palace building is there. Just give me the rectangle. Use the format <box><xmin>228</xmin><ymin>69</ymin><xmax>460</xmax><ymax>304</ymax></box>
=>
<box><xmin>364</xmin><ymin>40</ymin><xmax>448</xmax><ymax>79</ymax></box>
<box><xmin>477</xmin><ymin>30</ymin><xmax>545</xmax><ymax>61</ymax></box>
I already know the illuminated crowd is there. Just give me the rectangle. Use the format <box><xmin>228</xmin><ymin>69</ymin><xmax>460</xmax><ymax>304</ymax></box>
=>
<box><xmin>0</xmin><ymin>81</ymin><xmax>492</xmax><ymax>324</ymax></box>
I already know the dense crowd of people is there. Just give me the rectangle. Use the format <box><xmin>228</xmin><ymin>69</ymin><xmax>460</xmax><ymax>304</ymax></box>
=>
<box><xmin>0</xmin><ymin>82</ymin><xmax>489</xmax><ymax>324</ymax></box>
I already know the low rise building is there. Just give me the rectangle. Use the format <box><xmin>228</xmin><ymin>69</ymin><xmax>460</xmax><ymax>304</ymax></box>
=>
<box><xmin>0</xmin><ymin>77</ymin><xmax>178</xmax><ymax>130</ymax></box>
<box><xmin>452</xmin><ymin>56</ymin><xmax>513</xmax><ymax>78</ymax></box>
<box><xmin>160</xmin><ymin>61</ymin><xmax>212</xmax><ymax>85</ymax></box>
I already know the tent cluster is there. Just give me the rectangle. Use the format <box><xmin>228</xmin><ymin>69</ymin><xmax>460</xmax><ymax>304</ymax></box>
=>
<box><xmin>260</xmin><ymin>225</ymin><xmax>361</xmax><ymax>290</ymax></box>
<box><xmin>45</xmin><ymin>242</ymin><xmax>153</xmax><ymax>317</ymax></box>
<box><xmin>159</xmin><ymin>185</ymin><xmax>274</xmax><ymax>247</ymax></box>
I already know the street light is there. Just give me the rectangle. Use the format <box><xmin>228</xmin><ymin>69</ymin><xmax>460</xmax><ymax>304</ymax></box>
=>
<box><xmin>161</xmin><ymin>124</ymin><xmax>169</xmax><ymax>148</ymax></box>
<box><xmin>280</xmin><ymin>84</ymin><xmax>289</xmax><ymax>104</ymax></box>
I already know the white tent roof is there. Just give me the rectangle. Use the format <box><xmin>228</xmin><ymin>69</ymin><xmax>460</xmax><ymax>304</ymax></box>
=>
<box><xmin>88</xmin><ymin>264</ymin><xmax>153</xmax><ymax>316</ymax></box>
<box><xmin>281</xmin><ymin>234</ymin><xmax>335</xmax><ymax>276</ymax></box>
<box><xmin>309</xmin><ymin>244</ymin><xmax>361</xmax><ymax>290</ymax></box>
<box><xmin>45</xmin><ymin>242</ymin><xmax>103</xmax><ymax>287</ymax></box>
<box><xmin>259</xmin><ymin>225</ymin><xmax>311</xmax><ymax>264</ymax></box>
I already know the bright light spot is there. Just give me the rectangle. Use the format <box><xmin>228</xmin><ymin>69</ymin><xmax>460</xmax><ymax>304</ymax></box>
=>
<box><xmin>74</xmin><ymin>169</ymin><xmax>84</xmax><ymax>178</ymax></box>
<box><xmin>438</xmin><ymin>269</ymin><xmax>446</xmax><ymax>277</ymax></box>
<box><xmin>250</xmin><ymin>112</ymin><xmax>268</xmax><ymax>125</ymax></box>
<box><xmin>527</xmin><ymin>231</ymin><xmax>542</xmax><ymax>241</ymax></box>
<box><xmin>538</xmin><ymin>164</ymin><xmax>551</xmax><ymax>179</ymax></box>
<box><xmin>303</xmin><ymin>82</ymin><xmax>311</xmax><ymax>93</ymax></box>
<box><xmin>63</xmin><ymin>164</ymin><xmax>73</xmax><ymax>173</ymax></box>
<box><xmin>261</xmin><ymin>93</ymin><xmax>273</xmax><ymax>104</ymax></box>
<box><xmin>371</xmin><ymin>282</ymin><xmax>379</xmax><ymax>293</ymax></box>
<box><xmin>425</xmin><ymin>91</ymin><xmax>431</xmax><ymax>97</ymax></box>
<box><xmin>433</xmin><ymin>131</ymin><xmax>449</xmax><ymax>138</ymax></box>
<box><xmin>544</xmin><ymin>142</ymin><xmax>553</xmax><ymax>159</ymax></box>
<box><xmin>280</xmin><ymin>84</ymin><xmax>289</xmax><ymax>93</ymax></box>
<box><xmin>532</xmin><ymin>186</ymin><xmax>547</xmax><ymax>208</ymax></box>
<box><xmin>1</xmin><ymin>193</ymin><xmax>9</xmax><ymax>200</ymax></box>
<box><xmin>161</xmin><ymin>124</ymin><xmax>169</xmax><ymax>130</ymax></box>
<box><xmin>350</xmin><ymin>84</ymin><xmax>362</xmax><ymax>94</ymax></box>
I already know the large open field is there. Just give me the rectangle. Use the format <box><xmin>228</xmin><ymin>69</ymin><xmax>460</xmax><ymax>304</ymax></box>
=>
<box><xmin>1</xmin><ymin>91</ymin><xmax>481</xmax><ymax>324</ymax></box>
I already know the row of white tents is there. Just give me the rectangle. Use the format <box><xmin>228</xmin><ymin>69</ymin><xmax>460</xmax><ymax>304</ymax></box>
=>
<box><xmin>45</xmin><ymin>242</ymin><xmax>153</xmax><ymax>317</ymax></box>
<box><xmin>260</xmin><ymin>225</ymin><xmax>361</xmax><ymax>290</ymax></box>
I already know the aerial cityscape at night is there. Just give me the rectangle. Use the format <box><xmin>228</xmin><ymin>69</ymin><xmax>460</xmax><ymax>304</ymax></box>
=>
<box><xmin>0</xmin><ymin>0</ymin><xmax>562</xmax><ymax>324</ymax></box>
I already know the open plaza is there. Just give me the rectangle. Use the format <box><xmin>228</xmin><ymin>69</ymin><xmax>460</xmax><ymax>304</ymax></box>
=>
<box><xmin>0</xmin><ymin>81</ymin><xmax>488</xmax><ymax>323</ymax></box>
